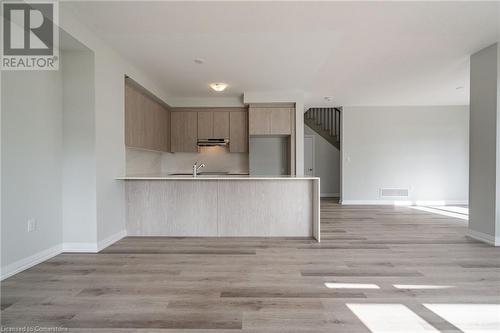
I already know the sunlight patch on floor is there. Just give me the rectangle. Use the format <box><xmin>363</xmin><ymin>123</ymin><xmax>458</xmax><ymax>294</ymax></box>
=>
<box><xmin>324</xmin><ymin>282</ymin><xmax>380</xmax><ymax>289</ymax></box>
<box><xmin>424</xmin><ymin>304</ymin><xmax>500</xmax><ymax>333</ymax></box>
<box><xmin>347</xmin><ymin>304</ymin><xmax>439</xmax><ymax>332</ymax></box>
<box><xmin>409</xmin><ymin>205</ymin><xmax>468</xmax><ymax>220</ymax></box>
<box><xmin>393</xmin><ymin>284</ymin><xmax>454</xmax><ymax>289</ymax></box>
<box><xmin>428</xmin><ymin>205</ymin><xmax>469</xmax><ymax>215</ymax></box>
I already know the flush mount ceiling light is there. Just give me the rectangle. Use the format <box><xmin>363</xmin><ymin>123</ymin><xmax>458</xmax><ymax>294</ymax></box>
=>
<box><xmin>209</xmin><ymin>82</ymin><xmax>228</xmax><ymax>92</ymax></box>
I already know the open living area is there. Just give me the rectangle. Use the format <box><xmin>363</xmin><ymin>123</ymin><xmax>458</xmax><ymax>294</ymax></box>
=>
<box><xmin>1</xmin><ymin>1</ymin><xmax>500</xmax><ymax>332</ymax></box>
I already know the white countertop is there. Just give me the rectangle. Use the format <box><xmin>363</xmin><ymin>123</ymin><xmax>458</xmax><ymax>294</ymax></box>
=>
<box><xmin>116</xmin><ymin>173</ymin><xmax>319</xmax><ymax>180</ymax></box>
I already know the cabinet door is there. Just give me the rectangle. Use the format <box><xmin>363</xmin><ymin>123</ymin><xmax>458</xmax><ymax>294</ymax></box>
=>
<box><xmin>144</xmin><ymin>97</ymin><xmax>157</xmax><ymax>149</ymax></box>
<box><xmin>165</xmin><ymin>105</ymin><xmax>171</xmax><ymax>151</ymax></box>
<box><xmin>183</xmin><ymin>112</ymin><xmax>198</xmax><ymax>152</ymax></box>
<box><xmin>229</xmin><ymin>111</ymin><xmax>248</xmax><ymax>153</ymax></box>
<box><xmin>171</xmin><ymin>111</ymin><xmax>198</xmax><ymax>152</ymax></box>
<box><xmin>170</xmin><ymin>111</ymin><xmax>184</xmax><ymax>152</ymax></box>
<box><xmin>270</xmin><ymin>108</ymin><xmax>292</xmax><ymax>135</ymax></box>
<box><xmin>249</xmin><ymin>108</ymin><xmax>271</xmax><ymax>135</ymax></box>
<box><xmin>153</xmin><ymin>101</ymin><xmax>168</xmax><ymax>151</ymax></box>
<box><xmin>125</xmin><ymin>82</ymin><xmax>170</xmax><ymax>152</ymax></box>
<box><xmin>125</xmin><ymin>84</ymin><xmax>146</xmax><ymax>148</ymax></box>
<box><xmin>213</xmin><ymin>111</ymin><xmax>230</xmax><ymax>138</ymax></box>
<box><xmin>197</xmin><ymin>111</ymin><xmax>213</xmax><ymax>139</ymax></box>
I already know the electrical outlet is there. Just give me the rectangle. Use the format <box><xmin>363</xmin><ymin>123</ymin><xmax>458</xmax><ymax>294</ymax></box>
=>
<box><xmin>27</xmin><ymin>218</ymin><xmax>36</xmax><ymax>232</ymax></box>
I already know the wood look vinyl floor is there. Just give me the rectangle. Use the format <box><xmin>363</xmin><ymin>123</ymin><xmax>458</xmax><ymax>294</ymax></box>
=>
<box><xmin>2</xmin><ymin>199</ymin><xmax>499</xmax><ymax>332</ymax></box>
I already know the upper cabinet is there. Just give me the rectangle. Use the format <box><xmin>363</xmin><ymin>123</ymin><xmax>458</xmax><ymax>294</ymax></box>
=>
<box><xmin>249</xmin><ymin>106</ymin><xmax>293</xmax><ymax>136</ymax></box>
<box><xmin>229</xmin><ymin>111</ymin><xmax>248</xmax><ymax>153</ymax></box>
<box><xmin>173</xmin><ymin>108</ymin><xmax>245</xmax><ymax>153</ymax></box>
<box><xmin>213</xmin><ymin>112</ymin><xmax>230</xmax><ymax>138</ymax></box>
<box><xmin>269</xmin><ymin>108</ymin><xmax>292</xmax><ymax>135</ymax></box>
<box><xmin>197</xmin><ymin>111</ymin><xmax>230</xmax><ymax>139</ymax></box>
<box><xmin>125</xmin><ymin>80</ymin><xmax>170</xmax><ymax>152</ymax></box>
<box><xmin>171</xmin><ymin>111</ymin><xmax>198</xmax><ymax>152</ymax></box>
<box><xmin>249</xmin><ymin>108</ymin><xmax>271</xmax><ymax>135</ymax></box>
<box><xmin>197</xmin><ymin>112</ymin><xmax>213</xmax><ymax>139</ymax></box>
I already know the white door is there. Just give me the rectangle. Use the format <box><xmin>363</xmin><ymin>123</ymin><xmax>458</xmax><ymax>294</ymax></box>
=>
<box><xmin>304</xmin><ymin>136</ymin><xmax>314</xmax><ymax>176</ymax></box>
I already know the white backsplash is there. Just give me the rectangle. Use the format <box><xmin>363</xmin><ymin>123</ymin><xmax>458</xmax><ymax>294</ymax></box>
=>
<box><xmin>126</xmin><ymin>146</ymin><xmax>249</xmax><ymax>175</ymax></box>
<box><xmin>162</xmin><ymin>146</ymin><xmax>249</xmax><ymax>173</ymax></box>
<box><xmin>126</xmin><ymin>148</ymin><xmax>162</xmax><ymax>175</ymax></box>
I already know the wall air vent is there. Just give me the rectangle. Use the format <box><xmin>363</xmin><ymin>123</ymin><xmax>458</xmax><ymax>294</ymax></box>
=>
<box><xmin>380</xmin><ymin>188</ymin><xmax>409</xmax><ymax>197</ymax></box>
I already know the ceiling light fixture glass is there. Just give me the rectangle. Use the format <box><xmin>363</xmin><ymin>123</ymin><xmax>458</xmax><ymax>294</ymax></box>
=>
<box><xmin>210</xmin><ymin>82</ymin><xmax>228</xmax><ymax>92</ymax></box>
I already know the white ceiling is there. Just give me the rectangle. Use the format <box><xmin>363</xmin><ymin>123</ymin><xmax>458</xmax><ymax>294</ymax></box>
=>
<box><xmin>62</xmin><ymin>1</ymin><xmax>499</xmax><ymax>107</ymax></box>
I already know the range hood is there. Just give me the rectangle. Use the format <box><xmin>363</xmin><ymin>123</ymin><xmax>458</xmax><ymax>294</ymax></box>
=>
<box><xmin>197</xmin><ymin>138</ymin><xmax>229</xmax><ymax>147</ymax></box>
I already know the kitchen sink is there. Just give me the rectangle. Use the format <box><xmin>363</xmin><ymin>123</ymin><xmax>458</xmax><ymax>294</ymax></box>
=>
<box><xmin>168</xmin><ymin>172</ymin><xmax>248</xmax><ymax>176</ymax></box>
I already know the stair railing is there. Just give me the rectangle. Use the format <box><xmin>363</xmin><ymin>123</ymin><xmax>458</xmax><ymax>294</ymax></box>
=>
<box><xmin>305</xmin><ymin>107</ymin><xmax>341</xmax><ymax>146</ymax></box>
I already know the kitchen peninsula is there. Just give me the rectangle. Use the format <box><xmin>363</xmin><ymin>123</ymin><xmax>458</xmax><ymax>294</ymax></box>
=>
<box><xmin>122</xmin><ymin>78</ymin><xmax>320</xmax><ymax>241</ymax></box>
<box><xmin>118</xmin><ymin>175</ymin><xmax>320</xmax><ymax>241</ymax></box>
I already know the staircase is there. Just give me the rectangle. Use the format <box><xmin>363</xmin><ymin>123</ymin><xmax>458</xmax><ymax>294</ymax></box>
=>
<box><xmin>304</xmin><ymin>107</ymin><xmax>341</xmax><ymax>150</ymax></box>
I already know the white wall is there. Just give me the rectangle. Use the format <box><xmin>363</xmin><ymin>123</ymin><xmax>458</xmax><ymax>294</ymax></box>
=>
<box><xmin>59</xmin><ymin>6</ymin><xmax>172</xmax><ymax>245</ymax></box>
<box><xmin>1</xmin><ymin>8</ymin><xmax>175</xmax><ymax>278</ymax></box>
<box><xmin>62</xmin><ymin>49</ymin><xmax>97</xmax><ymax>247</ymax></box>
<box><xmin>468</xmin><ymin>43</ymin><xmax>500</xmax><ymax>245</ymax></box>
<box><xmin>304</xmin><ymin>125</ymin><xmax>340</xmax><ymax>196</ymax></box>
<box><xmin>1</xmin><ymin>70</ymin><xmax>63</xmax><ymax>272</ymax></box>
<box><xmin>342</xmin><ymin>106</ymin><xmax>469</xmax><ymax>204</ymax></box>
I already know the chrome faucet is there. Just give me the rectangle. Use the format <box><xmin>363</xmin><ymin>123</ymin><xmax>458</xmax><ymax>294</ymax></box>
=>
<box><xmin>192</xmin><ymin>161</ymin><xmax>206</xmax><ymax>177</ymax></box>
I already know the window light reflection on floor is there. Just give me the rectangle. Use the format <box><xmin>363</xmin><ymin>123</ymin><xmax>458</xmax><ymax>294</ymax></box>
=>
<box><xmin>324</xmin><ymin>282</ymin><xmax>380</xmax><ymax>289</ymax></box>
<box><xmin>347</xmin><ymin>303</ymin><xmax>439</xmax><ymax>332</ymax></box>
<box><xmin>393</xmin><ymin>284</ymin><xmax>454</xmax><ymax>289</ymax></box>
<box><xmin>424</xmin><ymin>304</ymin><xmax>500</xmax><ymax>333</ymax></box>
<box><xmin>409</xmin><ymin>205</ymin><xmax>468</xmax><ymax>220</ymax></box>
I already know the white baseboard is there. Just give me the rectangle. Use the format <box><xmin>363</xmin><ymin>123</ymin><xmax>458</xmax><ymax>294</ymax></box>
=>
<box><xmin>62</xmin><ymin>242</ymin><xmax>99</xmax><ymax>253</ymax></box>
<box><xmin>98</xmin><ymin>230</ymin><xmax>126</xmax><ymax>251</ymax></box>
<box><xmin>341</xmin><ymin>200</ymin><xmax>468</xmax><ymax>206</ymax></box>
<box><xmin>1</xmin><ymin>244</ymin><xmax>62</xmax><ymax>281</ymax></box>
<box><xmin>1</xmin><ymin>230</ymin><xmax>127</xmax><ymax>281</ymax></box>
<box><xmin>341</xmin><ymin>200</ymin><xmax>403</xmax><ymax>205</ymax></box>
<box><xmin>321</xmin><ymin>192</ymin><xmax>340</xmax><ymax>197</ymax></box>
<box><xmin>467</xmin><ymin>229</ymin><xmax>500</xmax><ymax>246</ymax></box>
<box><xmin>62</xmin><ymin>230</ymin><xmax>126</xmax><ymax>253</ymax></box>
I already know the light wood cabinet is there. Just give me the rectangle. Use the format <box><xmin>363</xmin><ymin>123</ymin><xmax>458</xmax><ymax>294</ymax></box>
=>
<box><xmin>229</xmin><ymin>111</ymin><xmax>248</xmax><ymax>153</ymax></box>
<box><xmin>197</xmin><ymin>111</ymin><xmax>230</xmax><ymax>139</ymax></box>
<box><xmin>171</xmin><ymin>111</ymin><xmax>198</xmax><ymax>152</ymax></box>
<box><xmin>249</xmin><ymin>108</ymin><xmax>271</xmax><ymax>135</ymax></box>
<box><xmin>125</xmin><ymin>81</ymin><xmax>169</xmax><ymax>152</ymax></box>
<box><xmin>270</xmin><ymin>108</ymin><xmax>292</xmax><ymax>135</ymax></box>
<box><xmin>170</xmin><ymin>107</ymin><xmax>246</xmax><ymax>153</ymax></box>
<box><xmin>249</xmin><ymin>107</ymin><xmax>293</xmax><ymax>136</ymax></box>
<box><xmin>197</xmin><ymin>112</ymin><xmax>213</xmax><ymax>139</ymax></box>
<box><xmin>213</xmin><ymin>111</ymin><xmax>230</xmax><ymax>138</ymax></box>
